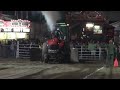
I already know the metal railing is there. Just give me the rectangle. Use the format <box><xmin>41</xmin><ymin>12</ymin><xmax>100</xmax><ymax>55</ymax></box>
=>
<box><xmin>16</xmin><ymin>41</ymin><xmax>40</xmax><ymax>59</ymax></box>
<box><xmin>75</xmin><ymin>45</ymin><xmax>107</xmax><ymax>61</ymax></box>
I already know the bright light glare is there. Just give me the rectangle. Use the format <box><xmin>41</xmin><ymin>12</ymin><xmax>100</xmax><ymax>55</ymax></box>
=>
<box><xmin>60</xmin><ymin>25</ymin><xmax>68</xmax><ymax>26</ymax></box>
<box><xmin>14</xmin><ymin>27</ymin><xmax>21</xmax><ymax>32</ymax></box>
<box><xmin>86</xmin><ymin>23</ymin><xmax>94</xmax><ymax>28</ymax></box>
<box><xmin>57</xmin><ymin>23</ymin><xmax>66</xmax><ymax>24</ymax></box>
<box><xmin>0</xmin><ymin>33</ymin><xmax>6</xmax><ymax>39</ymax></box>
<box><xmin>22</xmin><ymin>28</ymin><xmax>30</xmax><ymax>32</ymax></box>
<box><xmin>7</xmin><ymin>33</ymin><xmax>16</xmax><ymax>39</ymax></box>
<box><xmin>94</xmin><ymin>29</ymin><xmax>102</xmax><ymax>34</ymax></box>
<box><xmin>67</xmin><ymin>24</ymin><xmax>69</xmax><ymax>26</ymax></box>
<box><xmin>94</xmin><ymin>25</ymin><xmax>100</xmax><ymax>29</ymax></box>
<box><xmin>0</xmin><ymin>32</ymin><xmax>27</xmax><ymax>40</ymax></box>
<box><xmin>16</xmin><ymin>33</ymin><xmax>26</xmax><ymax>38</ymax></box>
<box><xmin>57</xmin><ymin>28</ymin><xmax>59</xmax><ymax>30</ymax></box>
<box><xmin>83</xmin><ymin>28</ymin><xmax>85</xmax><ymax>31</ymax></box>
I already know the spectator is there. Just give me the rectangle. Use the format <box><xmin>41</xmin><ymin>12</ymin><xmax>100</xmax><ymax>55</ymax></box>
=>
<box><xmin>117</xmin><ymin>44</ymin><xmax>120</xmax><ymax>62</ymax></box>
<box><xmin>101</xmin><ymin>42</ymin><xmax>107</xmax><ymax>61</ymax></box>
<box><xmin>88</xmin><ymin>41</ymin><xmax>96</xmax><ymax>59</ymax></box>
<box><xmin>96</xmin><ymin>41</ymin><xmax>101</xmax><ymax>58</ymax></box>
<box><xmin>106</xmin><ymin>40</ymin><xmax>117</xmax><ymax>67</ymax></box>
<box><xmin>10</xmin><ymin>41</ymin><xmax>16</xmax><ymax>58</ymax></box>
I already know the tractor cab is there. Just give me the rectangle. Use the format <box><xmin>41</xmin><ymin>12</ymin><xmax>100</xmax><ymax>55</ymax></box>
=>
<box><xmin>56</xmin><ymin>20</ymin><xmax>70</xmax><ymax>40</ymax></box>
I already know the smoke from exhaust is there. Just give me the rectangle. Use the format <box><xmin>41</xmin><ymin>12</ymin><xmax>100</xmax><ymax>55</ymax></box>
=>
<box><xmin>41</xmin><ymin>11</ymin><xmax>61</xmax><ymax>31</ymax></box>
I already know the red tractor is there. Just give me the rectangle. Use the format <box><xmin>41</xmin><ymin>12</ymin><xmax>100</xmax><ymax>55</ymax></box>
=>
<box><xmin>42</xmin><ymin>23</ymin><xmax>70</xmax><ymax>63</ymax></box>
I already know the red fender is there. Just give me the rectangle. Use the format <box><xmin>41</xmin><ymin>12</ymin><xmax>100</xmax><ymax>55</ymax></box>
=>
<box><xmin>47</xmin><ymin>38</ymin><xmax>59</xmax><ymax>46</ymax></box>
<box><xmin>59</xmin><ymin>41</ymin><xmax>65</xmax><ymax>48</ymax></box>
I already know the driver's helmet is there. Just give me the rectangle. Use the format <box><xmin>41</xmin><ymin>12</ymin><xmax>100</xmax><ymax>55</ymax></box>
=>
<box><xmin>51</xmin><ymin>26</ymin><xmax>59</xmax><ymax>36</ymax></box>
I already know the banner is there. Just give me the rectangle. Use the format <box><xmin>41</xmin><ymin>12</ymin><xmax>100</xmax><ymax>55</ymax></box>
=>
<box><xmin>0</xmin><ymin>19</ymin><xmax>30</xmax><ymax>32</ymax></box>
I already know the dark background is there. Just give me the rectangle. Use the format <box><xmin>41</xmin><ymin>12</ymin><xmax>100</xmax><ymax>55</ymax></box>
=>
<box><xmin>2</xmin><ymin>11</ymin><xmax>120</xmax><ymax>22</ymax></box>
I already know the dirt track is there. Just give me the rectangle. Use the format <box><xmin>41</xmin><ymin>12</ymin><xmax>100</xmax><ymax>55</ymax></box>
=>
<box><xmin>0</xmin><ymin>58</ymin><xmax>119</xmax><ymax>79</ymax></box>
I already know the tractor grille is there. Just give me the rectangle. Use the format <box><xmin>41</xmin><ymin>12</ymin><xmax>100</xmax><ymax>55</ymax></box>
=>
<box><xmin>48</xmin><ymin>45</ymin><xmax>59</xmax><ymax>50</ymax></box>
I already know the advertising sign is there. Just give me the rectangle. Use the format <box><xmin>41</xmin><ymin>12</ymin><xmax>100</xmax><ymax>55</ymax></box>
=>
<box><xmin>0</xmin><ymin>19</ymin><xmax>30</xmax><ymax>32</ymax></box>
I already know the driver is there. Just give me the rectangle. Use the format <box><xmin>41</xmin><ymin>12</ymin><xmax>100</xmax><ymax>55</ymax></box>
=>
<box><xmin>51</xmin><ymin>27</ymin><xmax>65</xmax><ymax>48</ymax></box>
<box><xmin>52</xmin><ymin>27</ymin><xmax>63</xmax><ymax>40</ymax></box>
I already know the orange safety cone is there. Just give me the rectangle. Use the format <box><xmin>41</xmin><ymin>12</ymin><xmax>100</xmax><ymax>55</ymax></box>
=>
<box><xmin>114</xmin><ymin>58</ymin><xmax>119</xmax><ymax>67</ymax></box>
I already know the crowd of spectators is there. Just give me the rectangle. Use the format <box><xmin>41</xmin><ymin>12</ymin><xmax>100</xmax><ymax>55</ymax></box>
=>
<box><xmin>0</xmin><ymin>39</ymin><xmax>42</xmax><ymax>58</ymax></box>
<box><xmin>70</xmin><ymin>40</ymin><xmax>113</xmax><ymax>60</ymax></box>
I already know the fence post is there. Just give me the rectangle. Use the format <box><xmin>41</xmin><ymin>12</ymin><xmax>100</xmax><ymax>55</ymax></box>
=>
<box><xmin>81</xmin><ymin>46</ymin><xmax>82</xmax><ymax>60</ymax></box>
<box><xmin>30</xmin><ymin>43</ymin><xmax>32</xmax><ymax>49</ymax></box>
<box><xmin>16</xmin><ymin>41</ymin><xmax>19</xmax><ymax>59</ymax></box>
<box><xmin>99</xmin><ymin>47</ymin><xmax>101</xmax><ymax>60</ymax></box>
